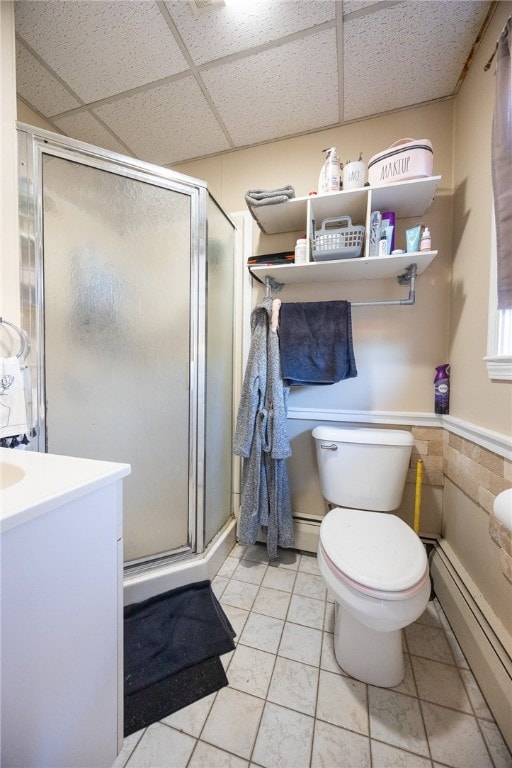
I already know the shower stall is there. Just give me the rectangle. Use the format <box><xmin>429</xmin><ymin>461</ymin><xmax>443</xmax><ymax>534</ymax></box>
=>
<box><xmin>18</xmin><ymin>125</ymin><xmax>237</xmax><ymax>599</ymax></box>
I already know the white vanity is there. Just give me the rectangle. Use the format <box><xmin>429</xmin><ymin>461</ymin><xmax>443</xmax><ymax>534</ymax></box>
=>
<box><xmin>0</xmin><ymin>448</ymin><xmax>130</xmax><ymax>768</ymax></box>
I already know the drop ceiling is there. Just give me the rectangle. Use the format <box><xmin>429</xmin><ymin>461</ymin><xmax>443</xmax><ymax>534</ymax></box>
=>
<box><xmin>14</xmin><ymin>0</ymin><xmax>493</xmax><ymax>167</ymax></box>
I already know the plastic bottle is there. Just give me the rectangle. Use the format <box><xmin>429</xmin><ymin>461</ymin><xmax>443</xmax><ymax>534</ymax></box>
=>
<box><xmin>378</xmin><ymin>229</ymin><xmax>388</xmax><ymax>256</ymax></box>
<box><xmin>434</xmin><ymin>364</ymin><xmax>450</xmax><ymax>414</ymax></box>
<box><xmin>320</xmin><ymin>147</ymin><xmax>340</xmax><ymax>193</ymax></box>
<box><xmin>420</xmin><ymin>226</ymin><xmax>432</xmax><ymax>251</ymax></box>
<box><xmin>369</xmin><ymin>210</ymin><xmax>382</xmax><ymax>257</ymax></box>
<box><xmin>294</xmin><ymin>238</ymin><xmax>308</xmax><ymax>264</ymax></box>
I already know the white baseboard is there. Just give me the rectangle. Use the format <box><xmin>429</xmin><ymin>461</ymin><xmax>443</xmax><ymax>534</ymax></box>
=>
<box><xmin>430</xmin><ymin>544</ymin><xmax>512</xmax><ymax>750</ymax></box>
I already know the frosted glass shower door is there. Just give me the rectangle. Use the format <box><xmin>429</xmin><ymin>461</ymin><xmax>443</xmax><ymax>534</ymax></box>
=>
<box><xmin>41</xmin><ymin>154</ymin><xmax>195</xmax><ymax>563</ymax></box>
<box><xmin>204</xmin><ymin>196</ymin><xmax>235</xmax><ymax>545</ymax></box>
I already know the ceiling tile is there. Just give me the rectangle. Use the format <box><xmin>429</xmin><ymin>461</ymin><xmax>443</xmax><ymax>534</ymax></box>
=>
<box><xmin>15</xmin><ymin>42</ymin><xmax>81</xmax><ymax>117</ymax></box>
<box><xmin>14</xmin><ymin>1</ymin><xmax>188</xmax><ymax>104</ymax></box>
<box><xmin>201</xmin><ymin>28</ymin><xmax>339</xmax><ymax>147</ymax></box>
<box><xmin>94</xmin><ymin>77</ymin><xmax>231</xmax><ymax>165</ymax></box>
<box><xmin>166</xmin><ymin>0</ymin><xmax>335</xmax><ymax>65</ymax></box>
<box><xmin>52</xmin><ymin>112</ymin><xmax>132</xmax><ymax>157</ymax></box>
<box><xmin>343</xmin><ymin>1</ymin><xmax>490</xmax><ymax>121</ymax></box>
<box><xmin>342</xmin><ymin>0</ymin><xmax>383</xmax><ymax>13</ymax></box>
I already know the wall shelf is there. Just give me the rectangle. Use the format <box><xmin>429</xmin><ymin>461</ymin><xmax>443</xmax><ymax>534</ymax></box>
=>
<box><xmin>250</xmin><ymin>250</ymin><xmax>437</xmax><ymax>285</ymax></box>
<box><xmin>248</xmin><ymin>175</ymin><xmax>441</xmax><ymax>288</ymax></box>
<box><xmin>249</xmin><ymin>176</ymin><xmax>441</xmax><ymax>235</ymax></box>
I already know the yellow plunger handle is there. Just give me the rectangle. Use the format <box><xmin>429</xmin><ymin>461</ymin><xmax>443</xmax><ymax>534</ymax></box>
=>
<box><xmin>414</xmin><ymin>459</ymin><xmax>423</xmax><ymax>534</ymax></box>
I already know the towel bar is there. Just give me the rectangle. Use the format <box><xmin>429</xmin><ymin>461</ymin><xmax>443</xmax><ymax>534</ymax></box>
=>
<box><xmin>351</xmin><ymin>264</ymin><xmax>417</xmax><ymax>307</ymax></box>
<box><xmin>0</xmin><ymin>317</ymin><xmax>30</xmax><ymax>360</ymax></box>
<box><xmin>260</xmin><ymin>264</ymin><xmax>418</xmax><ymax>307</ymax></box>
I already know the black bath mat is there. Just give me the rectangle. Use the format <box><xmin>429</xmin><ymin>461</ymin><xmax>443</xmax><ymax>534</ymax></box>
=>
<box><xmin>123</xmin><ymin>580</ymin><xmax>235</xmax><ymax>735</ymax></box>
<box><xmin>124</xmin><ymin>655</ymin><xmax>228</xmax><ymax>736</ymax></box>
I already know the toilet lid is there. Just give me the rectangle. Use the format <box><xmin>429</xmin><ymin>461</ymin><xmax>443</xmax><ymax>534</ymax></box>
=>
<box><xmin>320</xmin><ymin>508</ymin><xmax>427</xmax><ymax>592</ymax></box>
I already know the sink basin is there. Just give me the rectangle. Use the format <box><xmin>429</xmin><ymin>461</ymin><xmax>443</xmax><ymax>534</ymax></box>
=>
<box><xmin>493</xmin><ymin>488</ymin><xmax>512</xmax><ymax>532</ymax></box>
<box><xmin>0</xmin><ymin>462</ymin><xmax>25</xmax><ymax>490</ymax></box>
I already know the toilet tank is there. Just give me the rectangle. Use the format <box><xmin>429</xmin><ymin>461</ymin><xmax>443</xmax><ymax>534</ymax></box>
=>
<box><xmin>312</xmin><ymin>426</ymin><xmax>414</xmax><ymax>511</ymax></box>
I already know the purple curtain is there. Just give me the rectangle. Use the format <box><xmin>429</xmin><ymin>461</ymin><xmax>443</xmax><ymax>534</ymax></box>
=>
<box><xmin>492</xmin><ymin>16</ymin><xmax>512</xmax><ymax>309</ymax></box>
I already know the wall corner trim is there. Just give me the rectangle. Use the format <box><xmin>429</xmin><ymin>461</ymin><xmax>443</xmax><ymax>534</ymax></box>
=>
<box><xmin>287</xmin><ymin>407</ymin><xmax>441</xmax><ymax>427</ymax></box>
<box><xmin>287</xmin><ymin>408</ymin><xmax>512</xmax><ymax>460</ymax></box>
<box><xmin>442</xmin><ymin>415</ymin><xmax>512</xmax><ymax>461</ymax></box>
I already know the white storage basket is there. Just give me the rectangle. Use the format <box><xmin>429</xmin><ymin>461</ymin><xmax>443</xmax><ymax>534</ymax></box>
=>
<box><xmin>313</xmin><ymin>216</ymin><xmax>365</xmax><ymax>261</ymax></box>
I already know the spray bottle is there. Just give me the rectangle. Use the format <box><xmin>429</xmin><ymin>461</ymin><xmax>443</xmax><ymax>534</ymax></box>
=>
<box><xmin>434</xmin><ymin>364</ymin><xmax>450</xmax><ymax>414</ymax></box>
<box><xmin>318</xmin><ymin>147</ymin><xmax>340</xmax><ymax>194</ymax></box>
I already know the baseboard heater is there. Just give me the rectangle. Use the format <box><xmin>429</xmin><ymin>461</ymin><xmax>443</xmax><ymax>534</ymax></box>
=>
<box><xmin>430</xmin><ymin>540</ymin><xmax>512</xmax><ymax>751</ymax></box>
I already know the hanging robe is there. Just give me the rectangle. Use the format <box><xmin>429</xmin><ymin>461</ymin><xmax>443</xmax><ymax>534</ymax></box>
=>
<box><xmin>233</xmin><ymin>296</ymin><xmax>294</xmax><ymax>560</ymax></box>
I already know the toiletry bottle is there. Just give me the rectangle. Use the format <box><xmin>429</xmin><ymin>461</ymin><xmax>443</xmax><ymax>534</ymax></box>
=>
<box><xmin>420</xmin><ymin>226</ymin><xmax>432</xmax><ymax>251</ymax></box>
<box><xmin>381</xmin><ymin>211</ymin><xmax>395</xmax><ymax>253</ymax></box>
<box><xmin>434</xmin><ymin>364</ymin><xmax>450</xmax><ymax>414</ymax></box>
<box><xmin>369</xmin><ymin>211</ymin><xmax>382</xmax><ymax>257</ymax></box>
<box><xmin>323</xmin><ymin>147</ymin><xmax>340</xmax><ymax>193</ymax></box>
<box><xmin>378</xmin><ymin>229</ymin><xmax>388</xmax><ymax>256</ymax></box>
<box><xmin>294</xmin><ymin>238</ymin><xmax>308</xmax><ymax>264</ymax></box>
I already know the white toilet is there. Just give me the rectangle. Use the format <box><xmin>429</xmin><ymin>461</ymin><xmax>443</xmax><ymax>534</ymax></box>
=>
<box><xmin>312</xmin><ymin>425</ymin><xmax>430</xmax><ymax>687</ymax></box>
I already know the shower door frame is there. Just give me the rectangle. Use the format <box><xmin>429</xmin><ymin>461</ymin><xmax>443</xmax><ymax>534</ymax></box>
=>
<box><xmin>17</xmin><ymin>123</ymin><xmax>208</xmax><ymax>564</ymax></box>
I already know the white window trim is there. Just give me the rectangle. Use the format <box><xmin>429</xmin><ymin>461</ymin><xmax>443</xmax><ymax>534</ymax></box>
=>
<box><xmin>484</xmin><ymin>213</ymin><xmax>512</xmax><ymax>380</ymax></box>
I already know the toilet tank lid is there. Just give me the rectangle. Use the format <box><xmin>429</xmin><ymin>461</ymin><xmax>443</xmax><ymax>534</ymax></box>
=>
<box><xmin>312</xmin><ymin>426</ymin><xmax>414</xmax><ymax>446</ymax></box>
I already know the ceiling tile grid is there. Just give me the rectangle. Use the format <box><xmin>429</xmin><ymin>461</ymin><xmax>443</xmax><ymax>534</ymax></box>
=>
<box><xmin>52</xmin><ymin>111</ymin><xmax>133</xmax><ymax>158</ymax></box>
<box><xmin>16</xmin><ymin>42</ymin><xmax>81</xmax><ymax>117</ymax></box>
<box><xmin>200</xmin><ymin>27</ymin><xmax>340</xmax><ymax>147</ymax></box>
<box><xmin>94</xmin><ymin>76</ymin><xmax>231</xmax><ymax>166</ymax></box>
<box><xmin>12</xmin><ymin>0</ymin><xmax>493</xmax><ymax>165</ymax></box>
<box><xmin>15</xmin><ymin>0</ymin><xmax>189</xmax><ymax>103</ymax></box>
<box><xmin>166</xmin><ymin>0</ymin><xmax>335</xmax><ymax>65</ymax></box>
<box><xmin>342</xmin><ymin>0</ymin><xmax>491</xmax><ymax>121</ymax></box>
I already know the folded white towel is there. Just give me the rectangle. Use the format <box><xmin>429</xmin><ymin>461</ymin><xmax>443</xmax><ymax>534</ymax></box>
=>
<box><xmin>0</xmin><ymin>357</ymin><xmax>28</xmax><ymax>439</ymax></box>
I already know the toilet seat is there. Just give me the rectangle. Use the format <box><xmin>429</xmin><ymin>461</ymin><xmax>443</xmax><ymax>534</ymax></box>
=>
<box><xmin>319</xmin><ymin>507</ymin><xmax>429</xmax><ymax>599</ymax></box>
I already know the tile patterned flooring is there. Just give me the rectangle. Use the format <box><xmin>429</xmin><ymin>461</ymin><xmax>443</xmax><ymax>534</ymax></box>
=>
<box><xmin>114</xmin><ymin>543</ymin><xmax>512</xmax><ymax>768</ymax></box>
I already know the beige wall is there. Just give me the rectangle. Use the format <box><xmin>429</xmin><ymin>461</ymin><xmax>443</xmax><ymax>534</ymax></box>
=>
<box><xmin>173</xmin><ymin>5</ymin><xmax>512</xmax><ymax>436</ymax></box>
<box><xmin>440</xmin><ymin>2</ymin><xmax>512</xmax><ymax>635</ymax></box>
<box><xmin>17</xmin><ymin>100</ymin><xmax>56</xmax><ymax>133</ymax></box>
<box><xmin>450</xmin><ymin>1</ymin><xmax>512</xmax><ymax>435</ymax></box>
<box><xmin>177</xmin><ymin>101</ymin><xmax>454</xmax><ymax>415</ymax></box>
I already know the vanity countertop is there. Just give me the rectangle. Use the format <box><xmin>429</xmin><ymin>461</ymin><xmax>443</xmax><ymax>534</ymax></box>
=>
<box><xmin>0</xmin><ymin>448</ymin><xmax>130</xmax><ymax>533</ymax></box>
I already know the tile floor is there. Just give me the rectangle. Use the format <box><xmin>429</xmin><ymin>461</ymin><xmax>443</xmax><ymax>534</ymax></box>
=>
<box><xmin>114</xmin><ymin>543</ymin><xmax>512</xmax><ymax>768</ymax></box>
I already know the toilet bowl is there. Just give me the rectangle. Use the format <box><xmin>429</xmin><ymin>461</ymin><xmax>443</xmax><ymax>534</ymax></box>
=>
<box><xmin>312</xmin><ymin>426</ymin><xmax>430</xmax><ymax>687</ymax></box>
<box><xmin>319</xmin><ymin>507</ymin><xmax>430</xmax><ymax>687</ymax></box>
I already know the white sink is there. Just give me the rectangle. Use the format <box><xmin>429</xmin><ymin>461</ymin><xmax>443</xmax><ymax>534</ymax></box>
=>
<box><xmin>0</xmin><ymin>462</ymin><xmax>25</xmax><ymax>490</ymax></box>
<box><xmin>0</xmin><ymin>447</ymin><xmax>130</xmax><ymax>532</ymax></box>
<box><xmin>493</xmin><ymin>488</ymin><xmax>512</xmax><ymax>532</ymax></box>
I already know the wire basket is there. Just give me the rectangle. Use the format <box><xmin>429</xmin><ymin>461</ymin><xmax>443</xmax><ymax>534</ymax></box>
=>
<box><xmin>313</xmin><ymin>216</ymin><xmax>365</xmax><ymax>261</ymax></box>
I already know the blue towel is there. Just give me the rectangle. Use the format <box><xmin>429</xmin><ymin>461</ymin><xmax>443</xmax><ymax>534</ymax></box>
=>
<box><xmin>279</xmin><ymin>301</ymin><xmax>357</xmax><ymax>386</ymax></box>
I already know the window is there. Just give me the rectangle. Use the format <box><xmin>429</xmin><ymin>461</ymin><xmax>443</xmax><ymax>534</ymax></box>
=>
<box><xmin>485</xmin><ymin>215</ymin><xmax>512</xmax><ymax>380</ymax></box>
<box><xmin>486</xmin><ymin>16</ymin><xmax>512</xmax><ymax>380</ymax></box>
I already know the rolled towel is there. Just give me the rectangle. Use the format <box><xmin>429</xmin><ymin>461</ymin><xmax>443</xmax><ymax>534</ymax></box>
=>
<box><xmin>245</xmin><ymin>185</ymin><xmax>295</xmax><ymax>207</ymax></box>
<box><xmin>279</xmin><ymin>301</ymin><xmax>357</xmax><ymax>386</ymax></box>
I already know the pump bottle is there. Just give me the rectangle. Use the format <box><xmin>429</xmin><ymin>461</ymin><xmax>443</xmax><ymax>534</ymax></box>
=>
<box><xmin>319</xmin><ymin>147</ymin><xmax>340</xmax><ymax>194</ymax></box>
